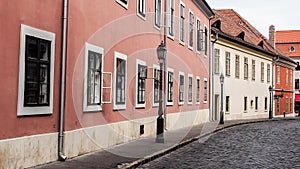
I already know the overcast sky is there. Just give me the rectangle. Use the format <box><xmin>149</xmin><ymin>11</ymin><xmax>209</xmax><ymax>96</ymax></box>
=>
<box><xmin>206</xmin><ymin>0</ymin><xmax>300</xmax><ymax>38</ymax></box>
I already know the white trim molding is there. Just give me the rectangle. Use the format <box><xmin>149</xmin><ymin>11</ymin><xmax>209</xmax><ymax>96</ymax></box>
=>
<box><xmin>83</xmin><ymin>43</ymin><xmax>104</xmax><ymax>112</ymax></box>
<box><xmin>17</xmin><ymin>24</ymin><xmax>55</xmax><ymax>116</ymax></box>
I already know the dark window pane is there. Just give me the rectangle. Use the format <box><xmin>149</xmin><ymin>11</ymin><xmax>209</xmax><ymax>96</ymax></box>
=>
<box><xmin>24</xmin><ymin>36</ymin><xmax>51</xmax><ymax>107</ymax></box>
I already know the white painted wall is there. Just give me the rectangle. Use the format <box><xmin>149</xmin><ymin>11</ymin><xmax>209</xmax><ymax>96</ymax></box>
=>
<box><xmin>213</xmin><ymin>41</ymin><xmax>272</xmax><ymax>120</ymax></box>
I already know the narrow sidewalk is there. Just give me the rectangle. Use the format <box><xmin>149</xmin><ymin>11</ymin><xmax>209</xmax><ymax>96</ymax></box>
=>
<box><xmin>29</xmin><ymin>117</ymin><xmax>297</xmax><ymax>169</ymax></box>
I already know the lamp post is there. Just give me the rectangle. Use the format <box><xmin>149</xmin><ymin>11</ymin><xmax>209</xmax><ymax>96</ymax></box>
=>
<box><xmin>156</xmin><ymin>41</ymin><xmax>166</xmax><ymax>143</ymax></box>
<box><xmin>269</xmin><ymin>85</ymin><xmax>273</xmax><ymax>119</ymax></box>
<box><xmin>219</xmin><ymin>74</ymin><xmax>224</xmax><ymax>124</ymax></box>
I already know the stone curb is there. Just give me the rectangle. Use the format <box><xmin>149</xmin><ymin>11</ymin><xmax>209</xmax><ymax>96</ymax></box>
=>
<box><xmin>121</xmin><ymin>117</ymin><xmax>297</xmax><ymax>169</ymax></box>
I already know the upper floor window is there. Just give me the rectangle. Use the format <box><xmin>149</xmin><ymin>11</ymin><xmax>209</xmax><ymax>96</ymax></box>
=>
<box><xmin>267</xmin><ymin>64</ymin><xmax>270</xmax><ymax>82</ymax></box>
<box><xmin>169</xmin><ymin>0</ymin><xmax>175</xmax><ymax>36</ymax></box>
<box><xmin>204</xmin><ymin>26</ymin><xmax>208</xmax><ymax>55</ymax></box>
<box><xmin>290</xmin><ymin>70</ymin><xmax>293</xmax><ymax>86</ymax></box>
<box><xmin>196</xmin><ymin>18</ymin><xmax>201</xmax><ymax>52</ymax></box>
<box><xmin>290</xmin><ymin>46</ymin><xmax>295</xmax><ymax>52</ymax></box>
<box><xmin>18</xmin><ymin>24</ymin><xmax>55</xmax><ymax>116</ymax></box>
<box><xmin>114</xmin><ymin>52</ymin><xmax>127</xmax><ymax>110</ymax></box>
<box><xmin>244</xmin><ymin>57</ymin><xmax>248</xmax><ymax>80</ymax></box>
<box><xmin>225</xmin><ymin>52</ymin><xmax>230</xmax><ymax>76</ymax></box>
<box><xmin>235</xmin><ymin>55</ymin><xmax>240</xmax><ymax>78</ymax></box>
<box><xmin>261</xmin><ymin>62</ymin><xmax>264</xmax><ymax>82</ymax></box>
<box><xmin>277</xmin><ymin>66</ymin><xmax>280</xmax><ymax>84</ymax></box>
<box><xmin>136</xmin><ymin>60</ymin><xmax>147</xmax><ymax>108</ymax></box>
<box><xmin>286</xmin><ymin>68</ymin><xmax>289</xmax><ymax>86</ymax></box>
<box><xmin>137</xmin><ymin>0</ymin><xmax>146</xmax><ymax>18</ymax></box>
<box><xmin>179</xmin><ymin>2</ymin><xmax>185</xmax><ymax>43</ymax></box>
<box><xmin>188</xmin><ymin>10</ymin><xmax>194</xmax><ymax>49</ymax></box>
<box><xmin>251</xmin><ymin>60</ymin><xmax>255</xmax><ymax>81</ymax></box>
<box><xmin>155</xmin><ymin>0</ymin><xmax>162</xmax><ymax>28</ymax></box>
<box><xmin>214</xmin><ymin>49</ymin><xmax>220</xmax><ymax>74</ymax></box>
<box><xmin>116</xmin><ymin>0</ymin><xmax>128</xmax><ymax>9</ymax></box>
<box><xmin>83</xmin><ymin>43</ymin><xmax>103</xmax><ymax>112</ymax></box>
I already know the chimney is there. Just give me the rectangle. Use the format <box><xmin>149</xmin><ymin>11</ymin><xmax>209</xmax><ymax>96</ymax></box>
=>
<box><xmin>269</xmin><ymin>25</ymin><xmax>275</xmax><ymax>48</ymax></box>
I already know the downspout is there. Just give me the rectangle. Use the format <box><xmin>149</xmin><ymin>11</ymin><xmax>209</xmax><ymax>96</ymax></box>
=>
<box><xmin>210</xmin><ymin>31</ymin><xmax>218</xmax><ymax>121</ymax></box>
<box><xmin>58</xmin><ymin>0</ymin><xmax>68</xmax><ymax>161</ymax></box>
<box><xmin>271</xmin><ymin>55</ymin><xmax>280</xmax><ymax>118</ymax></box>
<box><xmin>208</xmin><ymin>15</ymin><xmax>215</xmax><ymax>121</ymax></box>
<box><xmin>163</xmin><ymin>0</ymin><xmax>167</xmax><ymax>130</ymax></box>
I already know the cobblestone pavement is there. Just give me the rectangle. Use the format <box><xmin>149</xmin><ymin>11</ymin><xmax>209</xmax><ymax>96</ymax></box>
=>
<box><xmin>138</xmin><ymin>119</ymin><xmax>300</xmax><ymax>169</ymax></box>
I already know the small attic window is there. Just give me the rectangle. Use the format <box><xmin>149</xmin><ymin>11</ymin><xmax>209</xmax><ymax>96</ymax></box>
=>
<box><xmin>290</xmin><ymin>46</ymin><xmax>295</xmax><ymax>52</ymax></box>
<box><xmin>212</xmin><ymin>20</ymin><xmax>221</xmax><ymax>29</ymax></box>
<box><xmin>237</xmin><ymin>32</ymin><xmax>245</xmax><ymax>40</ymax></box>
<box><xmin>258</xmin><ymin>41</ymin><xmax>264</xmax><ymax>48</ymax></box>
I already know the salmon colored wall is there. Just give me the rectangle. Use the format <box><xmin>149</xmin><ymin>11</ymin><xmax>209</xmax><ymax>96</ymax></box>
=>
<box><xmin>65</xmin><ymin>0</ymin><xmax>211</xmax><ymax>131</ymax></box>
<box><xmin>0</xmin><ymin>0</ymin><xmax>62</xmax><ymax>140</ymax></box>
<box><xmin>275</xmin><ymin>65</ymin><xmax>294</xmax><ymax>115</ymax></box>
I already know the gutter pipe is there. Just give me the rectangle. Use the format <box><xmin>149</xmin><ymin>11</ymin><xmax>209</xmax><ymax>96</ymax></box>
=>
<box><xmin>58</xmin><ymin>0</ymin><xmax>68</xmax><ymax>161</ymax></box>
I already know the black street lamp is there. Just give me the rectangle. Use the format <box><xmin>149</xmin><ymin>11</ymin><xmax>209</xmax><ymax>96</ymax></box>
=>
<box><xmin>156</xmin><ymin>41</ymin><xmax>166</xmax><ymax>143</ymax></box>
<box><xmin>219</xmin><ymin>74</ymin><xmax>224</xmax><ymax>124</ymax></box>
<box><xmin>269</xmin><ymin>85</ymin><xmax>273</xmax><ymax>119</ymax></box>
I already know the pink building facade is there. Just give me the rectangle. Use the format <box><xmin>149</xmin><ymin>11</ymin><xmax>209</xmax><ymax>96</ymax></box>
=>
<box><xmin>0</xmin><ymin>0</ymin><xmax>213</xmax><ymax>168</ymax></box>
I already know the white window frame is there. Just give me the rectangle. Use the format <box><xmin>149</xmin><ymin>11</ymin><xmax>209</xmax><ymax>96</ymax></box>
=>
<box><xmin>195</xmin><ymin>76</ymin><xmax>200</xmax><ymax>105</ymax></box>
<box><xmin>136</xmin><ymin>59</ymin><xmax>147</xmax><ymax>108</ymax></box>
<box><xmin>179</xmin><ymin>1</ymin><xmax>185</xmax><ymax>45</ymax></box>
<box><xmin>261</xmin><ymin>62</ymin><xmax>264</xmax><ymax>82</ymax></box>
<box><xmin>113</xmin><ymin>52</ymin><xmax>127</xmax><ymax>110</ymax></box>
<box><xmin>235</xmin><ymin>55</ymin><xmax>240</xmax><ymax>78</ymax></box>
<box><xmin>167</xmin><ymin>67</ymin><xmax>174</xmax><ymax>106</ymax></box>
<box><xmin>17</xmin><ymin>24</ymin><xmax>55</xmax><ymax>116</ymax></box>
<box><xmin>153</xmin><ymin>64</ymin><xmax>160</xmax><ymax>107</ymax></box>
<box><xmin>178</xmin><ymin>71</ymin><xmax>185</xmax><ymax>105</ymax></box>
<box><xmin>168</xmin><ymin>0</ymin><xmax>175</xmax><ymax>39</ymax></box>
<box><xmin>137</xmin><ymin>0</ymin><xmax>146</xmax><ymax>20</ymax></box>
<box><xmin>196</xmin><ymin>17</ymin><xmax>201</xmax><ymax>53</ymax></box>
<box><xmin>203</xmin><ymin>78</ymin><xmax>208</xmax><ymax>104</ymax></box>
<box><xmin>187</xmin><ymin>74</ymin><xmax>193</xmax><ymax>105</ymax></box>
<box><xmin>83</xmin><ymin>43</ymin><xmax>104</xmax><ymax>112</ymax></box>
<box><xmin>252</xmin><ymin>60</ymin><xmax>255</xmax><ymax>81</ymax></box>
<box><xmin>225</xmin><ymin>52</ymin><xmax>230</xmax><ymax>76</ymax></box>
<box><xmin>116</xmin><ymin>0</ymin><xmax>128</xmax><ymax>9</ymax></box>
<box><xmin>154</xmin><ymin>0</ymin><xmax>162</xmax><ymax>29</ymax></box>
<box><xmin>214</xmin><ymin>49</ymin><xmax>220</xmax><ymax>74</ymax></box>
<box><xmin>188</xmin><ymin>9</ymin><xmax>194</xmax><ymax>50</ymax></box>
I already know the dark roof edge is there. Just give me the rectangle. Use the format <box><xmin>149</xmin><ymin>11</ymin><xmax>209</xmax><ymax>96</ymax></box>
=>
<box><xmin>211</xmin><ymin>28</ymin><xmax>274</xmax><ymax>56</ymax></box>
<box><xmin>192</xmin><ymin>0</ymin><xmax>214</xmax><ymax>18</ymax></box>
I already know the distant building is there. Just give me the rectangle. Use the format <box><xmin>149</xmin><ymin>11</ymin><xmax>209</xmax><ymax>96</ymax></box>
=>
<box><xmin>211</xmin><ymin>9</ymin><xmax>296</xmax><ymax>121</ymax></box>
<box><xmin>275</xmin><ymin>30</ymin><xmax>300</xmax><ymax>114</ymax></box>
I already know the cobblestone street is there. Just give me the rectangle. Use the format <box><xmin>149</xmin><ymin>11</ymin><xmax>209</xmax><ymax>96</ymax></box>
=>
<box><xmin>138</xmin><ymin>119</ymin><xmax>300</xmax><ymax>169</ymax></box>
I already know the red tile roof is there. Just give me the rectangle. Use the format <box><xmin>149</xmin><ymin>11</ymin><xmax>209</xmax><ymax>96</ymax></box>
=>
<box><xmin>276</xmin><ymin>30</ymin><xmax>300</xmax><ymax>43</ymax></box>
<box><xmin>212</xmin><ymin>9</ymin><xmax>275</xmax><ymax>54</ymax></box>
<box><xmin>212</xmin><ymin>9</ymin><xmax>295</xmax><ymax>64</ymax></box>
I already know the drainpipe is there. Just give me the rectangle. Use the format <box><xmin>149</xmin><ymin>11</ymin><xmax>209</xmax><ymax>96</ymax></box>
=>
<box><xmin>163</xmin><ymin>0</ymin><xmax>167</xmax><ymax>130</ymax></box>
<box><xmin>210</xmin><ymin>30</ymin><xmax>218</xmax><ymax>121</ymax></box>
<box><xmin>58</xmin><ymin>0</ymin><xmax>68</xmax><ymax>161</ymax></box>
